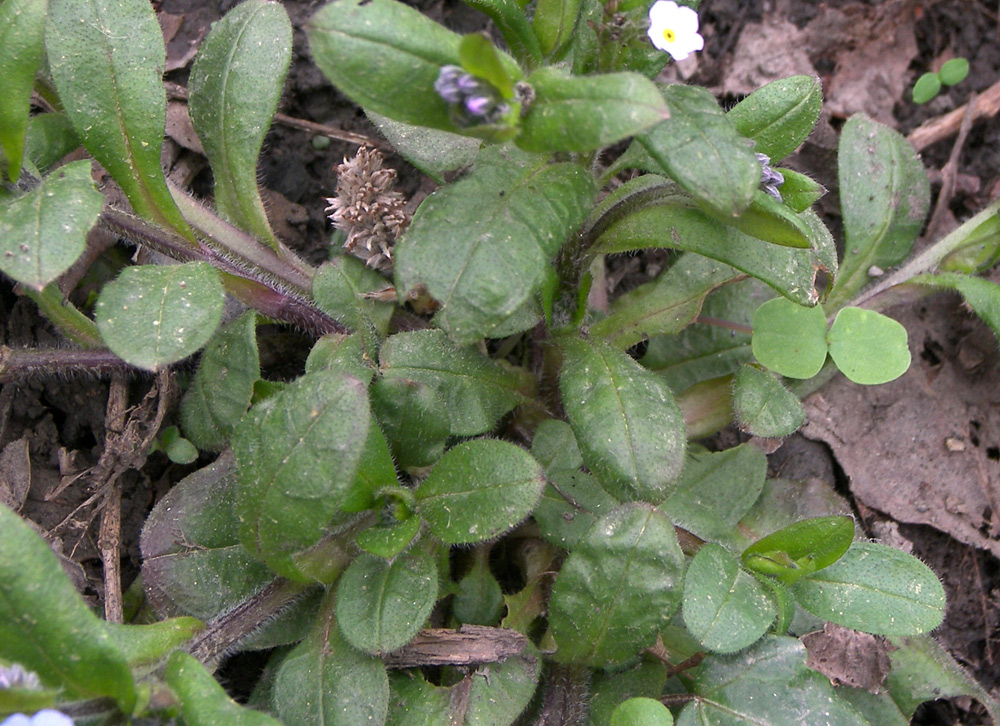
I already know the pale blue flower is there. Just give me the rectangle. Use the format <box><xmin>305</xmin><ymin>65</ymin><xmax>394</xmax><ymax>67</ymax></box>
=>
<box><xmin>1</xmin><ymin>710</ymin><xmax>74</xmax><ymax>726</ymax></box>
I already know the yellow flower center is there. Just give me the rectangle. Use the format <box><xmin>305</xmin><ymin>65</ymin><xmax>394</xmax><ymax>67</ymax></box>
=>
<box><xmin>662</xmin><ymin>28</ymin><xmax>676</xmax><ymax>43</ymax></box>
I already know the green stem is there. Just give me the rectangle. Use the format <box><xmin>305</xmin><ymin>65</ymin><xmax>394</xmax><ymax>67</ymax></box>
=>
<box><xmin>22</xmin><ymin>283</ymin><xmax>103</xmax><ymax>348</ymax></box>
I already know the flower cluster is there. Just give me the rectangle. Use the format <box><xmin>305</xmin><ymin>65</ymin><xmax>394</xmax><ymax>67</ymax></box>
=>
<box><xmin>647</xmin><ymin>0</ymin><xmax>704</xmax><ymax>61</ymax></box>
<box><xmin>756</xmin><ymin>152</ymin><xmax>785</xmax><ymax>201</ymax></box>
<box><xmin>0</xmin><ymin>664</ymin><xmax>40</xmax><ymax>691</ymax></box>
<box><xmin>435</xmin><ymin>66</ymin><xmax>509</xmax><ymax>126</ymax></box>
<box><xmin>325</xmin><ymin>146</ymin><xmax>409</xmax><ymax>272</ymax></box>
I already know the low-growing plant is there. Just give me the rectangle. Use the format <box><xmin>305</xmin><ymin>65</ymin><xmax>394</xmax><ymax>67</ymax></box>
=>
<box><xmin>912</xmin><ymin>56</ymin><xmax>971</xmax><ymax>104</ymax></box>
<box><xmin>2</xmin><ymin>0</ymin><xmax>1000</xmax><ymax>723</ymax></box>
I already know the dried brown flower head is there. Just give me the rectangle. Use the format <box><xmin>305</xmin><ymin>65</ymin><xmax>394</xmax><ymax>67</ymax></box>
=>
<box><xmin>325</xmin><ymin>146</ymin><xmax>409</xmax><ymax>272</ymax></box>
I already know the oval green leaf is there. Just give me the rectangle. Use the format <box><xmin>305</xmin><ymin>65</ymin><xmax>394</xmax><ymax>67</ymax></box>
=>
<box><xmin>682</xmin><ymin>543</ymin><xmax>775</xmax><ymax>653</ymax></box>
<box><xmin>95</xmin><ymin>261</ymin><xmax>224</xmax><ymax>371</ymax></box>
<box><xmin>751</xmin><ymin>296</ymin><xmax>828</xmax><ymax>379</ymax></box>
<box><xmin>741</xmin><ymin>515</ymin><xmax>854</xmax><ymax>585</ymax></box>
<box><xmin>180</xmin><ymin>309</ymin><xmax>260</xmax><ymax>451</ymax></box>
<box><xmin>727</xmin><ymin>75</ymin><xmax>822</xmax><ymax>162</ymax></box>
<box><xmin>732</xmin><ymin>364</ymin><xmax>806</xmax><ymax>438</ymax></box>
<box><xmin>395</xmin><ymin>145</ymin><xmax>594</xmax><ymax>343</ymax></box>
<box><xmin>549</xmin><ymin>504</ymin><xmax>685</xmax><ymax>667</ymax></box>
<box><xmin>827</xmin><ymin>306</ymin><xmax>910</xmax><ymax>385</ymax></box>
<box><xmin>559</xmin><ymin>336</ymin><xmax>687</xmax><ymax>502</ymax></box>
<box><xmin>232</xmin><ymin>369</ymin><xmax>370</xmax><ymax>579</ymax></box>
<box><xmin>166</xmin><ymin>651</ymin><xmax>282</xmax><ymax>726</ymax></box>
<box><xmin>188</xmin><ymin>0</ymin><xmax>292</xmax><ymax>247</ymax></box>
<box><xmin>792</xmin><ymin>542</ymin><xmax>946</xmax><ymax>636</ymax></box>
<box><xmin>0</xmin><ymin>504</ymin><xmax>135</xmax><ymax>712</ymax></box>
<box><xmin>0</xmin><ymin>160</ymin><xmax>103</xmax><ymax>290</ymax></box>
<box><xmin>416</xmin><ymin>439</ymin><xmax>545</xmax><ymax>544</ymax></box>
<box><xmin>306</xmin><ymin>0</ymin><xmax>461</xmax><ymax>129</ymax></box>
<box><xmin>336</xmin><ymin>550</ymin><xmax>438</xmax><ymax>655</ymax></box>
<box><xmin>829</xmin><ymin>114</ymin><xmax>930</xmax><ymax>308</ymax></box>
<box><xmin>518</xmin><ymin>67</ymin><xmax>669</xmax><ymax>153</ymax></box>
<box><xmin>638</xmin><ymin>85</ymin><xmax>760</xmax><ymax>218</ymax></box>
<box><xmin>612</xmin><ymin>697</ymin><xmax>674</xmax><ymax>726</ymax></box>
<box><xmin>911</xmin><ymin>72</ymin><xmax>941</xmax><ymax>104</ymax></box>
<box><xmin>45</xmin><ymin>0</ymin><xmax>191</xmax><ymax>236</ymax></box>
<box><xmin>370</xmin><ymin>377</ymin><xmax>450</xmax><ymax>472</ymax></box>
<box><xmin>0</xmin><ymin>0</ymin><xmax>47</xmax><ymax>181</ymax></box>
<box><xmin>379</xmin><ymin>329</ymin><xmax>531</xmax><ymax>437</ymax></box>
<box><xmin>939</xmin><ymin>58</ymin><xmax>970</xmax><ymax>86</ymax></box>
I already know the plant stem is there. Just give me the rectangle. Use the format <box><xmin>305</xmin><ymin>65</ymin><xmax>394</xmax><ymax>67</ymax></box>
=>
<box><xmin>21</xmin><ymin>283</ymin><xmax>103</xmax><ymax>348</ymax></box>
<box><xmin>0</xmin><ymin>346</ymin><xmax>132</xmax><ymax>382</ymax></box>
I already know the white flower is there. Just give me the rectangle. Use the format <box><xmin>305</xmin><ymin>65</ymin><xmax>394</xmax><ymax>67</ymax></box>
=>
<box><xmin>647</xmin><ymin>0</ymin><xmax>705</xmax><ymax>61</ymax></box>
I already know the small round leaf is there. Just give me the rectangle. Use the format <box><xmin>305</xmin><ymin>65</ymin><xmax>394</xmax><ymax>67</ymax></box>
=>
<box><xmin>827</xmin><ymin>307</ymin><xmax>910</xmax><ymax>385</ymax></box>
<box><xmin>938</xmin><ymin>58</ymin><xmax>969</xmax><ymax>86</ymax></box>
<box><xmin>732</xmin><ymin>364</ymin><xmax>806</xmax><ymax>438</ymax></box>
<box><xmin>612</xmin><ymin>697</ymin><xmax>674</xmax><ymax>726</ymax></box>
<box><xmin>751</xmin><ymin>297</ymin><xmax>828</xmax><ymax>379</ymax></box>
<box><xmin>96</xmin><ymin>262</ymin><xmax>224</xmax><ymax>371</ymax></box>
<box><xmin>416</xmin><ymin>439</ymin><xmax>545</xmax><ymax>544</ymax></box>
<box><xmin>911</xmin><ymin>73</ymin><xmax>941</xmax><ymax>104</ymax></box>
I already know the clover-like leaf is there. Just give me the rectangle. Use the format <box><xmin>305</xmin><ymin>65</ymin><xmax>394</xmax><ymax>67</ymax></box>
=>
<box><xmin>751</xmin><ymin>296</ymin><xmax>828</xmax><ymax>379</ymax></box>
<box><xmin>827</xmin><ymin>307</ymin><xmax>910</xmax><ymax>385</ymax></box>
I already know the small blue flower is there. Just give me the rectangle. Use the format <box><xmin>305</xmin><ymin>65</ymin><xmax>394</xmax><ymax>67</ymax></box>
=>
<box><xmin>0</xmin><ymin>710</ymin><xmax>74</xmax><ymax>726</ymax></box>
<box><xmin>434</xmin><ymin>66</ymin><xmax>509</xmax><ymax>125</ymax></box>
<box><xmin>0</xmin><ymin>664</ymin><xmax>40</xmax><ymax>691</ymax></box>
<box><xmin>756</xmin><ymin>153</ymin><xmax>784</xmax><ymax>200</ymax></box>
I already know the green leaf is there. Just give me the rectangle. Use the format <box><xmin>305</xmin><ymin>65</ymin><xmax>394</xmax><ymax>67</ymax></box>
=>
<box><xmin>529</xmin><ymin>418</ymin><xmax>583</xmax><ymax>474</ymax></box>
<box><xmin>592</xmin><ymin>187</ymin><xmax>824</xmax><ymax>306</ymax></box>
<box><xmin>453</xmin><ymin>548</ymin><xmax>504</xmax><ymax>625</ymax></box>
<box><xmin>589</xmin><ymin>657</ymin><xmax>668</xmax><ymax>726</ymax></box>
<box><xmin>777</xmin><ymin>168</ymin><xmax>825</xmax><ymax>213</ymax></box>
<box><xmin>232</xmin><ymin>369</ymin><xmax>370</xmax><ymax>579</ymax></box>
<box><xmin>104</xmin><ymin>617</ymin><xmax>205</xmax><ymax>670</ymax></box>
<box><xmin>343</xmin><ymin>421</ymin><xmax>398</xmax><ymax>513</ymax></box>
<box><xmin>379</xmin><ymin>329</ymin><xmax>531</xmax><ymax>437</ymax></box>
<box><xmin>45</xmin><ymin>0</ymin><xmax>191</xmax><ymax>236</ymax></box>
<box><xmin>95</xmin><ymin>261</ymin><xmax>225</xmax><ymax>371</ymax></box>
<box><xmin>559</xmin><ymin>336</ymin><xmax>686</xmax><ymax>502</ymax></box>
<box><xmin>741</xmin><ymin>515</ymin><xmax>854</xmax><ymax>585</ymax></box>
<box><xmin>637</xmin><ymin>85</ymin><xmax>760</xmax><ymax>218</ymax></box>
<box><xmin>533</xmin><ymin>0</ymin><xmax>583</xmax><ymax>57</ymax></box>
<box><xmin>306</xmin><ymin>0</ymin><xmax>461</xmax><ymax>129</ymax></box>
<box><xmin>518</xmin><ymin>67</ymin><xmax>669</xmax><ymax>153</ymax></box>
<box><xmin>0</xmin><ymin>504</ymin><xmax>135</xmax><ymax>712</ymax></box>
<box><xmin>356</xmin><ymin>515</ymin><xmax>422</xmax><ymax>559</ymax></box>
<box><xmin>911</xmin><ymin>72</ymin><xmax>941</xmax><ymax>104</ymax></box>
<box><xmin>395</xmin><ymin>145</ymin><xmax>594</xmax><ymax>343</ymax></box>
<box><xmin>829</xmin><ymin>114</ymin><xmax>930</xmax><ymax>308</ymax></box>
<box><xmin>730</xmin><ymin>189</ymin><xmax>813</xmax><ymax>249</ymax></box>
<box><xmin>166</xmin><ymin>651</ymin><xmax>282</xmax><ymax>726</ymax></box>
<box><xmin>827</xmin><ymin>307</ymin><xmax>910</xmax><ymax>385</ymax></box>
<box><xmin>460</xmin><ymin>0</ymin><xmax>541</xmax><ymax>65</ymax></box>
<box><xmin>23</xmin><ymin>113</ymin><xmax>81</xmax><ymax>173</ymax></box>
<box><xmin>140</xmin><ymin>455</ymin><xmax>319</xmax><ymax>650</ymax></box>
<box><xmin>188</xmin><ymin>0</ymin><xmax>292</xmax><ymax>247</ymax></box>
<box><xmin>549</xmin><ymin>504</ymin><xmax>684</xmax><ymax>666</ymax></box>
<box><xmin>336</xmin><ymin>550</ymin><xmax>438</xmax><ymax>655</ymax></box>
<box><xmin>305</xmin><ymin>332</ymin><xmax>375</xmax><ymax>384</ymax></box>
<box><xmin>366</xmin><ymin>111</ymin><xmax>481</xmax><ymax>185</ymax></box>
<box><xmin>370</xmin><ymin>377</ymin><xmax>449</xmax><ymax>471</ymax></box>
<box><xmin>386</xmin><ymin>670</ymin><xmax>451</xmax><ymax>726</ymax></box>
<box><xmin>676</xmin><ymin>636</ymin><xmax>869</xmax><ymax>726</ymax></box>
<box><xmin>751</xmin><ymin>296</ymin><xmax>828</xmax><ymax>379</ymax></box>
<box><xmin>643</xmin><ymin>277</ymin><xmax>768</xmax><ymax>392</ymax></box>
<box><xmin>272</xmin><ymin>589</ymin><xmax>389</xmax><ymax>725</ymax></box>
<box><xmin>939</xmin><ymin>57</ymin><xmax>969</xmax><ymax>86</ymax></box>
<box><xmin>465</xmin><ymin>648</ymin><xmax>541</xmax><ymax>724</ymax></box>
<box><xmin>612</xmin><ymin>697</ymin><xmax>674</xmax><ymax>726</ymax></box>
<box><xmin>416</xmin><ymin>439</ymin><xmax>545</xmax><ymax>544</ymax></box>
<box><xmin>0</xmin><ymin>160</ymin><xmax>103</xmax><ymax>290</ymax></box>
<box><xmin>732</xmin><ymin>363</ymin><xmax>806</xmax><ymax>437</ymax></box>
<box><xmin>792</xmin><ymin>541</ymin><xmax>946</xmax><ymax>636</ymax></box>
<box><xmin>658</xmin><ymin>444</ymin><xmax>766</xmax><ymax>545</ymax></box>
<box><xmin>459</xmin><ymin>33</ymin><xmax>516</xmax><ymax>99</ymax></box>
<box><xmin>313</xmin><ymin>255</ymin><xmax>395</xmax><ymax>351</ymax></box>
<box><xmin>683</xmin><ymin>543</ymin><xmax>775</xmax><ymax>653</ymax></box>
<box><xmin>180</xmin><ymin>310</ymin><xmax>260</xmax><ymax>451</ymax></box>
<box><xmin>911</xmin><ymin>271</ymin><xmax>1000</xmax><ymax>341</ymax></box>
<box><xmin>727</xmin><ymin>75</ymin><xmax>822</xmax><ymax>162</ymax></box>
<box><xmin>589</xmin><ymin>252</ymin><xmax>738</xmax><ymax>350</ymax></box>
<box><xmin>534</xmin><ymin>470</ymin><xmax>618</xmax><ymax>550</ymax></box>
<box><xmin>0</xmin><ymin>0</ymin><xmax>47</xmax><ymax>181</ymax></box>
<box><xmin>885</xmin><ymin>634</ymin><xmax>1000</xmax><ymax>723</ymax></box>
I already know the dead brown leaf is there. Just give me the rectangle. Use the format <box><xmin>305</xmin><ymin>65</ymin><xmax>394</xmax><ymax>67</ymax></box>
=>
<box><xmin>803</xmin><ymin>622</ymin><xmax>892</xmax><ymax>693</ymax></box>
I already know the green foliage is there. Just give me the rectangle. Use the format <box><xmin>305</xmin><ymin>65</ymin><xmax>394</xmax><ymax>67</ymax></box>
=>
<box><xmin>6</xmin><ymin>0</ymin><xmax>999</xmax><ymax>722</ymax></box>
<box><xmin>912</xmin><ymin>58</ymin><xmax>970</xmax><ymax>104</ymax></box>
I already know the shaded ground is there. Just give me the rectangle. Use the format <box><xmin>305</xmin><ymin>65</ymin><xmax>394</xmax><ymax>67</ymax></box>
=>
<box><xmin>2</xmin><ymin>0</ymin><xmax>1000</xmax><ymax>723</ymax></box>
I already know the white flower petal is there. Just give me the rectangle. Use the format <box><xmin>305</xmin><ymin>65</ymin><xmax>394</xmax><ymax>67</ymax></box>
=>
<box><xmin>647</xmin><ymin>0</ymin><xmax>705</xmax><ymax>61</ymax></box>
